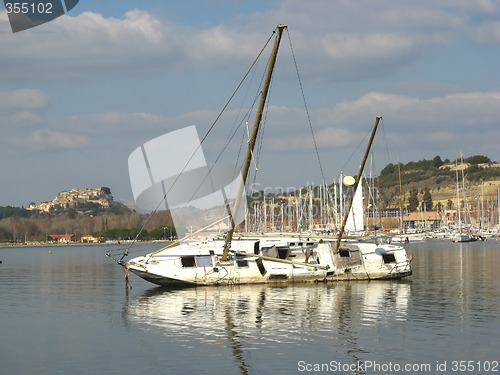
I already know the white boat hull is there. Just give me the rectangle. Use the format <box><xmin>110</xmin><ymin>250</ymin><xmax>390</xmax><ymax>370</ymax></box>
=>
<box><xmin>124</xmin><ymin>236</ymin><xmax>412</xmax><ymax>287</ymax></box>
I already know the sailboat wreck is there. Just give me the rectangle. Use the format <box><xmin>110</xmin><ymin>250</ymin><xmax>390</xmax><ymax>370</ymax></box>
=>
<box><xmin>125</xmin><ymin>235</ymin><xmax>412</xmax><ymax>287</ymax></box>
<box><xmin>113</xmin><ymin>24</ymin><xmax>412</xmax><ymax>287</ymax></box>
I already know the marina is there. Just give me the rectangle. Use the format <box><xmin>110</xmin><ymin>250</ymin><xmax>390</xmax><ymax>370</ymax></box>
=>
<box><xmin>1</xmin><ymin>4</ymin><xmax>499</xmax><ymax>375</ymax></box>
<box><xmin>1</xmin><ymin>240</ymin><xmax>499</xmax><ymax>374</ymax></box>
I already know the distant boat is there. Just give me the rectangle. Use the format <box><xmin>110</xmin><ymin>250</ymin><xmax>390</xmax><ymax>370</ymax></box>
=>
<box><xmin>108</xmin><ymin>24</ymin><xmax>412</xmax><ymax>287</ymax></box>
<box><xmin>390</xmin><ymin>234</ymin><xmax>426</xmax><ymax>243</ymax></box>
<box><xmin>451</xmin><ymin>232</ymin><xmax>478</xmax><ymax>243</ymax></box>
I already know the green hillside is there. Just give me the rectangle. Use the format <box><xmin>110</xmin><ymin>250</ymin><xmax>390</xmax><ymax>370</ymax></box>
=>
<box><xmin>376</xmin><ymin>155</ymin><xmax>500</xmax><ymax>211</ymax></box>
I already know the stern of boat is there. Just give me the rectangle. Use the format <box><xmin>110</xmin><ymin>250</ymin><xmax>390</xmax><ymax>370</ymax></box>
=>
<box><xmin>358</xmin><ymin>242</ymin><xmax>412</xmax><ymax>279</ymax></box>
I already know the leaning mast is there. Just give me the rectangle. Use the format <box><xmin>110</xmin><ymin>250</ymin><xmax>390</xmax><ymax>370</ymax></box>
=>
<box><xmin>221</xmin><ymin>24</ymin><xmax>287</xmax><ymax>261</ymax></box>
<box><xmin>334</xmin><ymin>116</ymin><xmax>382</xmax><ymax>254</ymax></box>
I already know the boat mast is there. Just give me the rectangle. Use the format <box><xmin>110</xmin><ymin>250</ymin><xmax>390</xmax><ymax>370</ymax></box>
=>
<box><xmin>334</xmin><ymin>116</ymin><xmax>382</xmax><ymax>254</ymax></box>
<box><xmin>456</xmin><ymin>165</ymin><xmax>461</xmax><ymax>232</ymax></box>
<box><xmin>460</xmin><ymin>152</ymin><xmax>469</xmax><ymax>226</ymax></box>
<box><xmin>221</xmin><ymin>23</ymin><xmax>287</xmax><ymax>261</ymax></box>
<box><xmin>398</xmin><ymin>161</ymin><xmax>405</xmax><ymax>234</ymax></box>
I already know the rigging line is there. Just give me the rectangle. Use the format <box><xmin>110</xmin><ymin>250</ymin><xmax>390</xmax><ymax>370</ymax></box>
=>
<box><xmin>232</xmin><ymin>84</ymin><xmax>263</xmax><ymax>182</ymax></box>
<box><xmin>251</xmin><ymin>72</ymin><xmax>275</xmax><ymax>186</ymax></box>
<box><xmin>339</xmin><ymin>124</ymin><xmax>370</xmax><ymax>173</ymax></box>
<box><xmin>158</xmin><ymin>27</ymin><xmax>276</xmax><ymax>208</ymax></box>
<box><xmin>379</xmin><ymin>117</ymin><xmax>391</xmax><ymax>166</ymax></box>
<box><xmin>197</xmin><ymin>28</ymin><xmax>276</xmax><ymax>154</ymax></box>
<box><xmin>180</xmin><ymin>53</ymin><xmax>268</xmax><ymax>209</ymax></box>
<box><xmin>246</xmin><ymin>84</ymin><xmax>268</xmax><ymax>188</ymax></box>
<box><xmin>222</xmin><ymin>50</ymin><xmax>261</xmax><ymax>176</ymax></box>
<box><xmin>181</xmin><ymin>58</ymin><xmax>266</xmax><ymax>210</ymax></box>
<box><xmin>118</xmin><ymin>28</ymin><xmax>278</xmax><ymax>258</ymax></box>
<box><xmin>286</xmin><ymin>28</ymin><xmax>327</xmax><ymax>184</ymax></box>
<box><xmin>232</xmin><ymin>122</ymin><xmax>248</xmax><ymax>183</ymax></box>
<box><xmin>249</xmin><ymin>51</ymin><xmax>277</xmax><ymax>187</ymax></box>
<box><xmin>169</xmin><ymin>27</ymin><xmax>276</xmax><ymax>198</ymax></box>
<box><xmin>172</xmin><ymin>27</ymin><xmax>276</xmax><ymax>197</ymax></box>
<box><xmin>184</xmin><ymin>113</ymin><xmax>249</xmax><ymax>207</ymax></box>
<box><xmin>183</xmin><ymin>69</ymin><xmax>268</xmax><ymax>206</ymax></box>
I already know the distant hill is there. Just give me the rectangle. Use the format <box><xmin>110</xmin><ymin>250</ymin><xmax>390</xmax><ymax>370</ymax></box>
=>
<box><xmin>376</xmin><ymin>155</ymin><xmax>500</xmax><ymax>211</ymax></box>
<box><xmin>0</xmin><ymin>187</ymin><xmax>175</xmax><ymax>244</ymax></box>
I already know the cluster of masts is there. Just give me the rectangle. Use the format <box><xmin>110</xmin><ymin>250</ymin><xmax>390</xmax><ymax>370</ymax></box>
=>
<box><xmin>244</xmin><ymin>178</ymin><xmax>364</xmax><ymax>234</ymax></box>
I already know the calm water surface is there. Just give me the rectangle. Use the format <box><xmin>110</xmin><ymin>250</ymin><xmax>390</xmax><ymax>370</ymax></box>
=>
<box><xmin>1</xmin><ymin>240</ymin><xmax>499</xmax><ymax>374</ymax></box>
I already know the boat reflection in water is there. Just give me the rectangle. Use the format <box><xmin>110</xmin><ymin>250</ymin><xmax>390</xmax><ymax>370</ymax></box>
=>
<box><xmin>123</xmin><ymin>281</ymin><xmax>411</xmax><ymax>372</ymax></box>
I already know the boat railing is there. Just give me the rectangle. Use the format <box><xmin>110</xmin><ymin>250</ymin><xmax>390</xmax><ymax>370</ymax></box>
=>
<box><xmin>390</xmin><ymin>259</ymin><xmax>412</xmax><ymax>274</ymax></box>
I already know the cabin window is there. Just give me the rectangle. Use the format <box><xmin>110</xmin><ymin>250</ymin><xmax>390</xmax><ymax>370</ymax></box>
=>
<box><xmin>339</xmin><ymin>248</ymin><xmax>350</xmax><ymax>257</ymax></box>
<box><xmin>181</xmin><ymin>255</ymin><xmax>196</xmax><ymax>267</ymax></box>
<box><xmin>262</xmin><ymin>246</ymin><xmax>278</xmax><ymax>258</ymax></box>
<box><xmin>236</xmin><ymin>259</ymin><xmax>249</xmax><ymax>268</ymax></box>
<box><xmin>382</xmin><ymin>253</ymin><xmax>396</xmax><ymax>264</ymax></box>
<box><xmin>277</xmin><ymin>247</ymin><xmax>289</xmax><ymax>259</ymax></box>
<box><xmin>196</xmin><ymin>255</ymin><xmax>212</xmax><ymax>267</ymax></box>
<box><xmin>253</xmin><ymin>241</ymin><xmax>260</xmax><ymax>255</ymax></box>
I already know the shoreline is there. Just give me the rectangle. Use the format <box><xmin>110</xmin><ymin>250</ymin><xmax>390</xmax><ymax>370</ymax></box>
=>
<box><xmin>0</xmin><ymin>239</ymin><xmax>171</xmax><ymax>248</ymax></box>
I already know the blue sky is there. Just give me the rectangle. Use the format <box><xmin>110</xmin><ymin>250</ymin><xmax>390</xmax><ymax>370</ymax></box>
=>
<box><xmin>1</xmin><ymin>1</ymin><xmax>499</xmax><ymax>207</ymax></box>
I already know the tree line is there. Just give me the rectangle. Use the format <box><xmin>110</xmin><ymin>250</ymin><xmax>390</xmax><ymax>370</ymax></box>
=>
<box><xmin>0</xmin><ymin>205</ymin><xmax>176</xmax><ymax>243</ymax></box>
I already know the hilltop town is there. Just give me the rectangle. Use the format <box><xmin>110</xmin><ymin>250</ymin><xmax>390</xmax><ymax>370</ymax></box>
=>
<box><xmin>26</xmin><ymin>187</ymin><xmax>113</xmax><ymax>213</ymax></box>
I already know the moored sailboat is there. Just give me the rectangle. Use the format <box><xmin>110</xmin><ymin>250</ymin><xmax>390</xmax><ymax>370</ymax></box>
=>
<box><xmin>109</xmin><ymin>24</ymin><xmax>412</xmax><ymax>287</ymax></box>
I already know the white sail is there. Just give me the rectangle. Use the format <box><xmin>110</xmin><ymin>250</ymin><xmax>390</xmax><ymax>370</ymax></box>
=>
<box><xmin>345</xmin><ymin>179</ymin><xmax>364</xmax><ymax>233</ymax></box>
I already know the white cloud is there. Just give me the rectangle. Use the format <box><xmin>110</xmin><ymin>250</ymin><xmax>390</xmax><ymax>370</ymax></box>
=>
<box><xmin>263</xmin><ymin>90</ymin><xmax>500</xmax><ymax>154</ymax></box>
<box><xmin>268</xmin><ymin>127</ymin><xmax>355</xmax><ymax>151</ymax></box>
<box><xmin>57</xmin><ymin>10</ymin><xmax>165</xmax><ymax>44</ymax></box>
<box><xmin>475</xmin><ymin>21</ymin><xmax>500</xmax><ymax>44</ymax></box>
<box><xmin>322</xmin><ymin>33</ymin><xmax>415</xmax><ymax>62</ymax></box>
<box><xmin>2</xmin><ymin>88</ymin><xmax>497</xmax><ymax>156</ymax></box>
<box><xmin>0</xmin><ymin>89</ymin><xmax>49</xmax><ymax>112</ymax></box>
<box><xmin>24</xmin><ymin>129</ymin><xmax>89</xmax><ymax>150</ymax></box>
<box><xmin>1</xmin><ymin>1</ymin><xmax>495</xmax><ymax>83</ymax></box>
<box><xmin>329</xmin><ymin>91</ymin><xmax>499</xmax><ymax>128</ymax></box>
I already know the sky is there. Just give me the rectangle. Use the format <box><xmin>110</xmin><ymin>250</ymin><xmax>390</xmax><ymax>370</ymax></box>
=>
<box><xmin>1</xmin><ymin>0</ymin><xmax>499</xmax><ymax>208</ymax></box>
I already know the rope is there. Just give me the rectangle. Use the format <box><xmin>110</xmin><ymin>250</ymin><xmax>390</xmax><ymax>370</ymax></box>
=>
<box><xmin>116</xmin><ymin>28</ymin><xmax>278</xmax><ymax>260</ymax></box>
<box><xmin>379</xmin><ymin>117</ymin><xmax>391</xmax><ymax>167</ymax></box>
<box><xmin>339</xmin><ymin>125</ymin><xmax>370</xmax><ymax>173</ymax></box>
<box><xmin>233</xmin><ymin>84</ymin><xmax>262</xmax><ymax>183</ymax></box>
<box><xmin>251</xmin><ymin>73</ymin><xmax>274</xmax><ymax>186</ymax></box>
<box><xmin>286</xmin><ymin>28</ymin><xmax>327</xmax><ymax>185</ymax></box>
